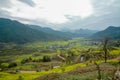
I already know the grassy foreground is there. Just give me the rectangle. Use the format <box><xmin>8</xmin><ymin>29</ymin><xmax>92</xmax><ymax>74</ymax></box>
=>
<box><xmin>0</xmin><ymin>59</ymin><xmax>119</xmax><ymax>80</ymax></box>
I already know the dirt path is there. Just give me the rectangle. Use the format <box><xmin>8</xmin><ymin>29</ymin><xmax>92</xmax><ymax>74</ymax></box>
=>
<box><xmin>57</xmin><ymin>55</ymin><xmax>66</xmax><ymax>61</ymax></box>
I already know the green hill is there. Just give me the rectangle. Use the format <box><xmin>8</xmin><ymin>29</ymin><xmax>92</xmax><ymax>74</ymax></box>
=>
<box><xmin>0</xmin><ymin>18</ymin><xmax>68</xmax><ymax>43</ymax></box>
<box><xmin>91</xmin><ymin>26</ymin><xmax>120</xmax><ymax>39</ymax></box>
<box><xmin>28</xmin><ymin>25</ymin><xmax>72</xmax><ymax>38</ymax></box>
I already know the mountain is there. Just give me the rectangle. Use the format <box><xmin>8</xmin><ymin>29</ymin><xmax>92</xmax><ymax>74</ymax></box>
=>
<box><xmin>91</xmin><ymin>26</ymin><xmax>120</xmax><ymax>39</ymax></box>
<box><xmin>29</xmin><ymin>25</ymin><xmax>98</xmax><ymax>38</ymax></box>
<box><xmin>28</xmin><ymin>25</ymin><xmax>73</xmax><ymax>38</ymax></box>
<box><xmin>72</xmin><ymin>29</ymin><xmax>98</xmax><ymax>37</ymax></box>
<box><xmin>0</xmin><ymin>18</ymin><xmax>68</xmax><ymax>43</ymax></box>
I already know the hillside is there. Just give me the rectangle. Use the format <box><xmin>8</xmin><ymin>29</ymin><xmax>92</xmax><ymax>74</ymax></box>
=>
<box><xmin>29</xmin><ymin>25</ymin><xmax>98</xmax><ymax>38</ymax></box>
<box><xmin>28</xmin><ymin>25</ymin><xmax>73</xmax><ymax>38</ymax></box>
<box><xmin>72</xmin><ymin>29</ymin><xmax>98</xmax><ymax>37</ymax></box>
<box><xmin>0</xmin><ymin>18</ymin><xmax>68</xmax><ymax>43</ymax></box>
<box><xmin>91</xmin><ymin>26</ymin><xmax>120</xmax><ymax>39</ymax></box>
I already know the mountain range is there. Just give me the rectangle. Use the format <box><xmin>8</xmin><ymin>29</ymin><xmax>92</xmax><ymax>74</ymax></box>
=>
<box><xmin>71</xmin><ymin>29</ymin><xmax>98</xmax><ymax>37</ymax></box>
<box><xmin>1</xmin><ymin>18</ymin><xmax>119</xmax><ymax>44</ymax></box>
<box><xmin>92</xmin><ymin>26</ymin><xmax>120</xmax><ymax>39</ymax></box>
<box><xmin>28</xmin><ymin>25</ymin><xmax>73</xmax><ymax>38</ymax></box>
<box><xmin>0</xmin><ymin>18</ymin><xmax>69</xmax><ymax>43</ymax></box>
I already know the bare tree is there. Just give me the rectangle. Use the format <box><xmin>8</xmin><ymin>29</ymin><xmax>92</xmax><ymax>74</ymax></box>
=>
<box><xmin>94</xmin><ymin>62</ymin><xmax>102</xmax><ymax>80</ymax></box>
<box><xmin>103</xmin><ymin>38</ymin><xmax>109</xmax><ymax>63</ymax></box>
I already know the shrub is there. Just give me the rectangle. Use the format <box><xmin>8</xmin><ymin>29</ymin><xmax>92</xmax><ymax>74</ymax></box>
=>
<box><xmin>21</xmin><ymin>57</ymin><xmax>32</xmax><ymax>64</ymax></box>
<box><xmin>36</xmin><ymin>69</ymin><xmax>41</xmax><ymax>72</ymax></box>
<box><xmin>8</xmin><ymin>62</ymin><xmax>17</xmax><ymax>68</ymax></box>
<box><xmin>42</xmin><ymin>56</ymin><xmax>51</xmax><ymax>62</ymax></box>
<box><xmin>32</xmin><ymin>58</ymin><xmax>42</xmax><ymax>62</ymax></box>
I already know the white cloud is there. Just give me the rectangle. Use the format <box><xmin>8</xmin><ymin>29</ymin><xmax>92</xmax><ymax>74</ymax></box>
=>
<box><xmin>1</xmin><ymin>0</ymin><xmax>120</xmax><ymax>30</ymax></box>
<box><xmin>2</xmin><ymin>0</ymin><xmax>93</xmax><ymax>24</ymax></box>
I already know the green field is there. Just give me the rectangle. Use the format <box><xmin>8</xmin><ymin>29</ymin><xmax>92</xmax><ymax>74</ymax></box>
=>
<box><xmin>0</xmin><ymin>38</ymin><xmax>120</xmax><ymax>80</ymax></box>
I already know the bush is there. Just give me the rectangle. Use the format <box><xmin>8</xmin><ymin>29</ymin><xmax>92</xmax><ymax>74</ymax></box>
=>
<box><xmin>8</xmin><ymin>62</ymin><xmax>17</xmax><ymax>68</ymax></box>
<box><xmin>36</xmin><ymin>69</ymin><xmax>41</xmax><ymax>72</ymax></box>
<box><xmin>21</xmin><ymin>57</ymin><xmax>32</xmax><ymax>64</ymax></box>
<box><xmin>32</xmin><ymin>59</ymin><xmax>42</xmax><ymax>62</ymax></box>
<box><xmin>42</xmin><ymin>56</ymin><xmax>51</xmax><ymax>62</ymax></box>
<box><xmin>21</xmin><ymin>59</ymin><xmax>27</xmax><ymax>64</ymax></box>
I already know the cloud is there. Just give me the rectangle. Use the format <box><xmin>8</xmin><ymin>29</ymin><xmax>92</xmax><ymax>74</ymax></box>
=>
<box><xmin>19</xmin><ymin>0</ymin><xmax>36</xmax><ymax>7</ymax></box>
<box><xmin>91</xmin><ymin>0</ymin><xmax>120</xmax><ymax>15</ymax></box>
<box><xmin>0</xmin><ymin>0</ymin><xmax>13</xmax><ymax>8</ymax></box>
<box><xmin>0</xmin><ymin>0</ymin><xmax>120</xmax><ymax>30</ymax></box>
<box><xmin>57</xmin><ymin>0</ymin><xmax>120</xmax><ymax>30</ymax></box>
<box><xmin>34</xmin><ymin>0</ymin><xmax>93</xmax><ymax>23</ymax></box>
<box><xmin>0</xmin><ymin>0</ymin><xmax>93</xmax><ymax>24</ymax></box>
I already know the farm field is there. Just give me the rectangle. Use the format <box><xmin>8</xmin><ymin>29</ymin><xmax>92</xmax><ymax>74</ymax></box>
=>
<box><xmin>0</xmin><ymin>38</ymin><xmax>120</xmax><ymax>80</ymax></box>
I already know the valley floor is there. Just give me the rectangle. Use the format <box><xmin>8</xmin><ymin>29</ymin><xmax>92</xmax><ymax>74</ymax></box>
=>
<box><xmin>0</xmin><ymin>38</ymin><xmax>120</xmax><ymax>80</ymax></box>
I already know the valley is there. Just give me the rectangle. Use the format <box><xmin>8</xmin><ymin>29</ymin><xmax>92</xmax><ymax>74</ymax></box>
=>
<box><xmin>0</xmin><ymin>0</ymin><xmax>120</xmax><ymax>79</ymax></box>
<box><xmin>0</xmin><ymin>38</ymin><xmax>120</xmax><ymax>80</ymax></box>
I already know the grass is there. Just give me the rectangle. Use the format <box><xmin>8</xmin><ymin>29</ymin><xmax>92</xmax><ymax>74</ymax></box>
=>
<box><xmin>0</xmin><ymin>39</ymin><xmax>120</xmax><ymax>80</ymax></box>
<box><xmin>12</xmin><ymin>64</ymin><xmax>35</xmax><ymax>70</ymax></box>
<box><xmin>110</xmin><ymin>49</ymin><xmax>120</xmax><ymax>56</ymax></box>
<box><xmin>0</xmin><ymin>59</ymin><xmax>119</xmax><ymax>80</ymax></box>
<box><xmin>0</xmin><ymin>72</ymin><xmax>41</xmax><ymax>80</ymax></box>
<box><xmin>0</xmin><ymin>62</ymin><xmax>90</xmax><ymax>80</ymax></box>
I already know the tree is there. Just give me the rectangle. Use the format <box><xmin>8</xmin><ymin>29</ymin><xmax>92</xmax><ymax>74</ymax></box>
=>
<box><xmin>42</xmin><ymin>56</ymin><xmax>51</xmax><ymax>62</ymax></box>
<box><xmin>66</xmin><ymin>56</ymin><xmax>71</xmax><ymax>64</ymax></box>
<box><xmin>103</xmin><ymin>38</ymin><xmax>109</xmax><ymax>63</ymax></box>
<box><xmin>21</xmin><ymin>57</ymin><xmax>32</xmax><ymax>64</ymax></box>
<box><xmin>8</xmin><ymin>62</ymin><xmax>17</xmax><ymax>68</ymax></box>
<box><xmin>94</xmin><ymin>62</ymin><xmax>102</xmax><ymax>80</ymax></box>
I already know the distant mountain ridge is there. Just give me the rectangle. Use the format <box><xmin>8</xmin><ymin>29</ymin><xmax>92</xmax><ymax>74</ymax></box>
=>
<box><xmin>0</xmin><ymin>18</ymin><xmax>69</xmax><ymax>43</ymax></box>
<box><xmin>72</xmin><ymin>29</ymin><xmax>98</xmax><ymax>37</ymax></box>
<box><xmin>91</xmin><ymin>26</ymin><xmax>120</xmax><ymax>39</ymax></box>
<box><xmin>0</xmin><ymin>18</ymin><xmax>101</xmax><ymax>43</ymax></box>
<box><xmin>29</xmin><ymin>25</ymin><xmax>98</xmax><ymax>38</ymax></box>
<box><xmin>28</xmin><ymin>25</ymin><xmax>73</xmax><ymax>38</ymax></box>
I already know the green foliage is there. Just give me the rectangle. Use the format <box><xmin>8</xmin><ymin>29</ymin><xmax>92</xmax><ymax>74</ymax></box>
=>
<box><xmin>110</xmin><ymin>50</ymin><xmax>120</xmax><ymax>56</ymax></box>
<box><xmin>32</xmin><ymin>59</ymin><xmax>41</xmax><ymax>62</ymax></box>
<box><xmin>0</xmin><ymin>37</ymin><xmax>120</xmax><ymax>80</ymax></box>
<box><xmin>36</xmin><ymin>69</ymin><xmax>41</xmax><ymax>72</ymax></box>
<box><xmin>21</xmin><ymin>57</ymin><xmax>32</xmax><ymax>64</ymax></box>
<box><xmin>8</xmin><ymin>62</ymin><xmax>17</xmax><ymax>68</ymax></box>
<box><xmin>42</xmin><ymin>56</ymin><xmax>51</xmax><ymax>62</ymax></box>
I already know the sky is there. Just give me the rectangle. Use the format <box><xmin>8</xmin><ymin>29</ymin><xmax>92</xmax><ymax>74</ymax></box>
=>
<box><xmin>0</xmin><ymin>0</ymin><xmax>120</xmax><ymax>30</ymax></box>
